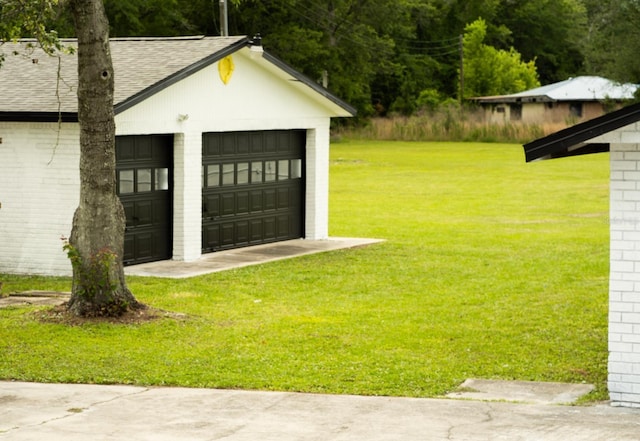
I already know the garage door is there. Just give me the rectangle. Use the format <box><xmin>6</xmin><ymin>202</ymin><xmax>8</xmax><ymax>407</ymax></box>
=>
<box><xmin>116</xmin><ymin>135</ymin><xmax>173</xmax><ymax>265</ymax></box>
<box><xmin>202</xmin><ymin>130</ymin><xmax>305</xmax><ymax>252</ymax></box>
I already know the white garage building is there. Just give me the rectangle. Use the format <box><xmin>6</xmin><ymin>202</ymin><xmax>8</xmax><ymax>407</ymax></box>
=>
<box><xmin>0</xmin><ymin>36</ymin><xmax>355</xmax><ymax>275</ymax></box>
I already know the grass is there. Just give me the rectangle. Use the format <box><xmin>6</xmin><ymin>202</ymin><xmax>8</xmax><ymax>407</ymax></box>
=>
<box><xmin>337</xmin><ymin>111</ymin><xmax>570</xmax><ymax>143</ymax></box>
<box><xmin>0</xmin><ymin>141</ymin><xmax>610</xmax><ymax>400</ymax></box>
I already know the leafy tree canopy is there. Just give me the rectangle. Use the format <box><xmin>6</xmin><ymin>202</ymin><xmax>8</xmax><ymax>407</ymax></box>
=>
<box><xmin>462</xmin><ymin>18</ymin><xmax>540</xmax><ymax>98</ymax></box>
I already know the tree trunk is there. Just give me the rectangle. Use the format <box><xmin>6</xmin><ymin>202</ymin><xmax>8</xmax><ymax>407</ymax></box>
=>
<box><xmin>66</xmin><ymin>0</ymin><xmax>141</xmax><ymax>316</ymax></box>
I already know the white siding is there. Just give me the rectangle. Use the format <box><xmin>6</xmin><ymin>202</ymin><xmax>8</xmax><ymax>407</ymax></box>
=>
<box><xmin>0</xmin><ymin>122</ymin><xmax>79</xmax><ymax>275</ymax></box>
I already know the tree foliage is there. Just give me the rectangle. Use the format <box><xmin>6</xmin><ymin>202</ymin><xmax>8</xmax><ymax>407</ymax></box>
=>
<box><xmin>13</xmin><ymin>0</ymin><xmax>629</xmax><ymax>116</ymax></box>
<box><xmin>582</xmin><ymin>0</ymin><xmax>640</xmax><ymax>84</ymax></box>
<box><xmin>3</xmin><ymin>1</ymin><xmax>640</xmax><ymax>117</ymax></box>
<box><xmin>462</xmin><ymin>18</ymin><xmax>540</xmax><ymax>98</ymax></box>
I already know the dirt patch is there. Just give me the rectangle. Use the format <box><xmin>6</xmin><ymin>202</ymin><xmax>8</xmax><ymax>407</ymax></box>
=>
<box><xmin>33</xmin><ymin>303</ymin><xmax>187</xmax><ymax>326</ymax></box>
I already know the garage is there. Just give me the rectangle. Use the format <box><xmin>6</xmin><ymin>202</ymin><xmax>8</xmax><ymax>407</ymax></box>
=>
<box><xmin>116</xmin><ymin>135</ymin><xmax>173</xmax><ymax>265</ymax></box>
<box><xmin>202</xmin><ymin>130</ymin><xmax>305</xmax><ymax>252</ymax></box>
<box><xmin>0</xmin><ymin>36</ymin><xmax>355</xmax><ymax>276</ymax></box>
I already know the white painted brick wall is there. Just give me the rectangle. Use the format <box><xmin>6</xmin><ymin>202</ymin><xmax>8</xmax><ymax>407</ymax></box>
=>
<box><xmin>305</xmin><ymin>124</ymin><xmax>330</xmax><ymax>240</ymax></box>
<box><xmin>0</xmin><ymin>122</ymin><xmax>79</xmax><ymax>275</ymax></box>
<box><xmin>172</xmin><ymin>130</ymin><xmax>202</xmax><ymax>261</ymax></box>
<box><xmin>609</xmin><ymin>141</ymin><xmax>640</xmax><ymax>406</ymax></box>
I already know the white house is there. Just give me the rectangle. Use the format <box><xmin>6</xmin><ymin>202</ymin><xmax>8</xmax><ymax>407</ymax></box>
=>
<box><xmin>524</xmin><ymin>101</ymin><xmax>640</xmax><ymax>408</ymax></box>
<box><xmin>0</xmin><ymin>36</ymin><xmax>355</xmax><ymax>275</ymax></box>
<box><xmin>475</xmin><ymin>76</ymin><xmax>638</xmax><ymax>124</ymax></box>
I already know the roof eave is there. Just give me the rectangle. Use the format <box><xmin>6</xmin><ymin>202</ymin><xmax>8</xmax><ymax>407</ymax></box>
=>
<box><xmin>260</xmin><ymin>51</ymin><xmax>357</xmax><ymax>117</ymax></box>
<box><xmin>473</xmin><ymin>95</ymin><xmax>554</xmax><ymax>104</ymax></box>
<box><xmin>0</xmin><ymin>111</ymin><xmax>78</xmax><ymax>123</ymax></box>
<box><xmin>523</xmin><ymin>102</ymin><xmax>640</xmax><ymax>162</ymax></box>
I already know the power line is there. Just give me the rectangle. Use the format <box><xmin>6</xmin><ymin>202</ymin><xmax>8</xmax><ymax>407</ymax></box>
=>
<box><xmin>262</xmin><ymin>0</ymin><xmax>462</xmax><ymax>59</ymax></box>
<box><xmin>289</xmin><ymin>0</ymin><xmax>462</xmax><ymax>51</ymax></box>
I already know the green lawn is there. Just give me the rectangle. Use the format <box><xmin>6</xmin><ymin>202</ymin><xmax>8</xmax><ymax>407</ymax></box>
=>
<box><xmin>0</xmin><ymin>141</ymin><xmax>610</xmax><ymax>400</ymax></box>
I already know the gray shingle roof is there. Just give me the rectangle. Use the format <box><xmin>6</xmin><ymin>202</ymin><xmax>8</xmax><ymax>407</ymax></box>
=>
<box><xmin>0</xmin><ymin>36</ymin><xmax>248</xmax><ymax>116</ymax></box>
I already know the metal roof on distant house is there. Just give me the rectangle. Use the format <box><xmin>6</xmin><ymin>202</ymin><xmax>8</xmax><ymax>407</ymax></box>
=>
<box><xmin>474</xmin><ymin>76</ymin><xmax>638</xmax><ymax>104</ymax></box>
<box><xmin>0</xmin><ymin>36</ymin><xmax>356</xmax><ymax>122</ymax></box>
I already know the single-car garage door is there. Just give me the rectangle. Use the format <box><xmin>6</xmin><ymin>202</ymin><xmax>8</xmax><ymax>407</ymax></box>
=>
<box><xmin>116</xmin><ymin>135</ymin><xmax>173</xmax><ymax>265</ymax></box>
<box><xmin>202</xmin><ymin>130</ymin><xmax>305</xmax><ymax>252</ymax></box>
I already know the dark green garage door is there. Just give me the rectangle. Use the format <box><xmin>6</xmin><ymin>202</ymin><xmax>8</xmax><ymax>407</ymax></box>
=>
<box><xmin>202</xmin><ymin>130</ymin><xmax>305</xmax><ymax>252</ymax></box>
<box><xmin>116</xmin><ymin>135</ymin><xmax>173</xmax><ymax>265</ymax></box>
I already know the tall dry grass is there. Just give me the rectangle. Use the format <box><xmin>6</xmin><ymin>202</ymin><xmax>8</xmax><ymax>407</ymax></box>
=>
<box><xmin>336</xmin><ymin>107</ymin><xmax>569</xmax><ymax>144</ymax></box>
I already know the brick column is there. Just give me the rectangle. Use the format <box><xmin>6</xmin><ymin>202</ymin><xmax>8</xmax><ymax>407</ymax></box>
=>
<box><xmin>609</xmin><ymin>141</ymin><xmax>640</xmax><ymax>407</ymax></box>
<box><xmin>172</xmin><ymin>131</ymin><xmax>202</xmax><ymax>261</ymax></box>
<box><xmin>305</xmin><ymin>124</ymin><xmax>330</xmax><ymax>240</ymax></box>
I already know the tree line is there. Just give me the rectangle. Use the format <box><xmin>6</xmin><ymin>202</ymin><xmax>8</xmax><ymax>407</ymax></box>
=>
<box><xmin>8</xmin><ymin>0</ymin><xmax>640</xmax><ymax>117</ymax></box>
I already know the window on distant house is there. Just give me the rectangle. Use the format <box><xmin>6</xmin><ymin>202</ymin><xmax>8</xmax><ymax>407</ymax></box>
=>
<box><xmin>509</xmin><ymin>104</ymin><xmax>522</xmax><ymax>121</ymax></box>
<box><xmin>570</xmin><ymin>102</ymin><xmax>583</xmax><ymax>118</ymax></box>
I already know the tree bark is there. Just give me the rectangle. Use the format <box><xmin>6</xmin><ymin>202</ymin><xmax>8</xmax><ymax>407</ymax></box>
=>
<box><xmin>67</xmin><ymin>0</ymin><xmax>141</xmax><ymax>316</ymax></box>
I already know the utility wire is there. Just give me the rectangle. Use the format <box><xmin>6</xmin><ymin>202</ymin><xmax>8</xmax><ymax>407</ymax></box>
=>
<box><xmin>264</xmin><ymin>0</ymin><xmax>462</xmax><ymax>58</ymax></box>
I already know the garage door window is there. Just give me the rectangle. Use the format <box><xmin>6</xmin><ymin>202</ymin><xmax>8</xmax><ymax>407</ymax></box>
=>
<box><xmin>291</xmin><ymin>159</ymin><xmax>302</xmax><ymax>179</ymax></box>
<box><xmin>119</xmin><ymin>170</ymin><xmax>135</xmax><ymax>194</ymax></box>
<box><xmin>155</xmin><ymin>168</ymin><xmax>169</xmax><ymax>190</ymax></box>
<box><xmin>278</xmin><ymin>160</ymin><xmax>289</xmax><ymax>180</ymax></box>
<box><xmin>265</xmin><ymin>161</ymin><xmax>276</xmax><ymax>181</ymax></box>
<box><xmin>237</xmin><ymin>162</ymin><xmax>249</xmax><ymax>184</ymax></box>
<box><xmin>137</xmin><ymin>169</ymin><xmax>152</xmax><ymax>192</ymax></box>
<box><xmin>251</xmin><ymin>162</ymin><xmax>262</xmax><ymax>183</ymax></box>
<box><xmin>205</xmin><ymin>164</ymin><xmax>220</xmax><ymax>187</ymax></box>
<box><xmin>222</xmin><ymin>164</ymin><xmax>234</xmax><ymax>185</ymax></box>
<box><xmin>119</xmin><ymin>168</ymin><xmax>169</xmax><ymax>193</ymax></box>
<box><xmin>206</xmin><ymin>161</ymin><xmax>301</xmax><ymax>185</ymax></box>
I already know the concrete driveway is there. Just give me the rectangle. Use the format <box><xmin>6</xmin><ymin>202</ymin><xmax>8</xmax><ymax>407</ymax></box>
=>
<box><xmin>2</xmin><ymin>381</ymin><xmax>640</xmax><ymax>440</ymax></box>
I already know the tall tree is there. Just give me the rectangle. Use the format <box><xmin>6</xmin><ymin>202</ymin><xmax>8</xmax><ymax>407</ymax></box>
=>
<box><xmin>66</xmin><ymin>0</ymin><xmax>141</xmax><ymax>316</ymax></box>
<box><xmin>1</xmin><ymin>0</ymin><xmax>141</xmax><ymax>317</ymax></box>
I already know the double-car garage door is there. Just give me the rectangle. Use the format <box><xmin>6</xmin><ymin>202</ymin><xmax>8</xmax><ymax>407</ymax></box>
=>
<box><xmin>116</xmin><ymin>130</ymin><xmax>305</xmax><ymax>265</ymax></box>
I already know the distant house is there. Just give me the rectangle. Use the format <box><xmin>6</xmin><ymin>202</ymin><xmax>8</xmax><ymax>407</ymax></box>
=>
<box><xmin>473</xmin><ymin>76</ymin><xmax>638</xmax><ymax>124</ymax></box>
<box><xmin>0</xmin><ymin>36</ymin><xmax>355</xmax><ymax>276</ymax></box>
<box><xmin>524</xmin><ymin>102</ymin><xmax>640</xmax><ymax>408</ymax></box>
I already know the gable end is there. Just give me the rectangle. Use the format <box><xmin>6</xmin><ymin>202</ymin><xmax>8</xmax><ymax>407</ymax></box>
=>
<box><xmin>114</xmin><ymin>36</ymin><xmax>250</xmax><ymax>115</ymax></box>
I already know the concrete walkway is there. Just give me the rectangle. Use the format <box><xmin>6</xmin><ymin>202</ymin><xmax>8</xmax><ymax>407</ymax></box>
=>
<box><xmin>2</xmin><ymin>381</ymin><xmax>640</xmax><ymax>440</ymax></box>
<box><xmin>124</xmin><ymin>237</ymin><xmax>384</xmax><ymax>278</ymax></box>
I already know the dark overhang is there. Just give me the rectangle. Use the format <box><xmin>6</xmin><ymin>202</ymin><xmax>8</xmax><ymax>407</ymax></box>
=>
<box><xmin>0</xmin><ymin>112</ymin><xmax>78</xmax><ymax>122</ymax></box>
<box><xmin>523</xmin><ymin>102</ymin><xmax>640</xmax><ymax>162</ymax></box>
<box><xmin>472</xmin><ymin>95</ymin><xmax>554</xmax><ymax>104</ymax></box>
